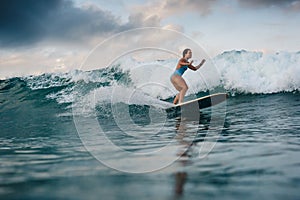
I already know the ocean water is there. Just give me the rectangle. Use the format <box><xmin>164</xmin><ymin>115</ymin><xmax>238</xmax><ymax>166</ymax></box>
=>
<box><xmin>0</xmin><ymin>50</ymin><xmax>300</xmax><ymax>199</ymax></box>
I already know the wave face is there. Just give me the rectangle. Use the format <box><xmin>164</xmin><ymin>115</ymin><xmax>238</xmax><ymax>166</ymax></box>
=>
<box><xmin>0</xmin><ymin>66</ymin><xmax>131</xmax><ymax>114</ymax></box>
<box><xmin>0</xmin><ymin>50</ymin><xmax>299</xmax><ymax>113</ymax></box>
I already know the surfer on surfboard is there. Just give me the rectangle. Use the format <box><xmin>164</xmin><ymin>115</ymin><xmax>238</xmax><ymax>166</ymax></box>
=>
<box><xmin>170</xmin><ymin>48</ymin><xmax>206</xmax><ymax>104</ymax></box>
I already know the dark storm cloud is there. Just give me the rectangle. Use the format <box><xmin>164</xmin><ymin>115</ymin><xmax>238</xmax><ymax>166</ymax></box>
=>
<box><xmin>0</xmin><ymin>0</ymin><xmax>58</xmax><ymax>46</ymax></box>
<box><xmin>0</xmin><ymin>0</ymin><xmax>132</xmax><ymax>47</ymax></box>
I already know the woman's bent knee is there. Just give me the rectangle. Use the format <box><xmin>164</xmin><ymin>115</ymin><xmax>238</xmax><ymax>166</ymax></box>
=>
<box><xmin>182</xmin><ymin>85</ymin><xmax>188</xmax><ymax>91</ymax></box>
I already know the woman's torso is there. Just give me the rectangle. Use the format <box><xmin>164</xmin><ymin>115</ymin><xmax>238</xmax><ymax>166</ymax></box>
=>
<box><xmin>173</xmin><ymin>58</ymin><xmax>188</xmax><ymax>76</ymax></box>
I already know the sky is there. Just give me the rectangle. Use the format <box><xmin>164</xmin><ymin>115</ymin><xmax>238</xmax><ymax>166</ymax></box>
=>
<box><xmin>0</xmin><ymin>0</ymin><xmax>300</xmax><ymax>78</ymax></box>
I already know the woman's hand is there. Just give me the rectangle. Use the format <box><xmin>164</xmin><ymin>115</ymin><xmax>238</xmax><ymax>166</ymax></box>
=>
<box><xmin>197</xmin><ymin>59</ymin><xmax>206</xmax><ymax>69</ymax></box>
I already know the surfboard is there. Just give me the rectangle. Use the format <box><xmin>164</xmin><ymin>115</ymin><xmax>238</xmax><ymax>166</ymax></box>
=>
<box><xmin>166</xmin><ymin>93</ymin><xmax>228</xmax><ymax>118</ymax></box>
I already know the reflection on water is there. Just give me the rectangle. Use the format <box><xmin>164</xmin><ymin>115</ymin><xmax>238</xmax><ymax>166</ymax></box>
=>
<box><xmin>174</xmin><ymin>118</ymin><xmax>189</xmax><ymax>197</ymax></box>
<box><xmin>173</xmin><ymin>110</ymin><xmax>220</xmax><ymax>198</ymax></box>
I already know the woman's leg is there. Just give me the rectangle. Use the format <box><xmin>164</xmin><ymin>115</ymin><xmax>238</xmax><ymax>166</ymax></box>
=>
<box><xmin>178</xmin><ymin>81</ymin><xmax>188</xmax><ymax>104</ymax></box>
<box><xmin>171</xmin><ymin>75</ymin><xmax>188</xmax><ymax>104</ymax></box>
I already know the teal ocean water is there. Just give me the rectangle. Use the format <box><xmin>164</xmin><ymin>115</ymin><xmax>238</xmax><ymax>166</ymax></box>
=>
<box><xmin>0</xmin><ymin>51</ymin><xmax>299</xmax><ymax>199</ymax></box>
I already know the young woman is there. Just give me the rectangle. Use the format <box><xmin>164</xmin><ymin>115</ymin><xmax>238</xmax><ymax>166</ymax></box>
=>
<box><xmin>170</xmin><ymin>48</ymin><xmax>206</xmax><ymax>104</ymax></box>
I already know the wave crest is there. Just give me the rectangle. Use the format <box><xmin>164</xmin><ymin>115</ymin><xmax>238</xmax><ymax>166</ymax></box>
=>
<box><xmin>214</xmin><ymin>50</ymin><xmax>300</xmax><ymax>94</ymax></box>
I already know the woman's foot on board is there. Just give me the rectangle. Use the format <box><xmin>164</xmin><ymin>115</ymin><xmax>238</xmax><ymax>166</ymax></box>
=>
<box><xmin>173</xmin><ymin>94</ymin><xmax>179</xmax><ymax>104</ymax></box>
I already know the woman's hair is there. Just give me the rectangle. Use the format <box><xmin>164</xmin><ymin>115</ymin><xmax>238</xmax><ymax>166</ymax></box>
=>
<box><xmin>182</xmin><ymin>48</ymin><xmax>191</xmax><ymax>57</ymax></box>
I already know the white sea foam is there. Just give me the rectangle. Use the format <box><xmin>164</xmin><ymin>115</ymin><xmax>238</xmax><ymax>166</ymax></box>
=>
<box><xmin>20</xmin><ymin>50</ymin><xmax>300</xmax><ymax>107</ymax></box>
<box><xmin>214</xmin><ymin>50</ymin><xmax>300</xmax><ymax>94</ymax></box>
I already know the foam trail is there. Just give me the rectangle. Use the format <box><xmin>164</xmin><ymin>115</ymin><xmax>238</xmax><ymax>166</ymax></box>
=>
<box><xmin>93</xmin><ymin>86</ymin><xmax>172</xmax><ymax>109</ymax></box>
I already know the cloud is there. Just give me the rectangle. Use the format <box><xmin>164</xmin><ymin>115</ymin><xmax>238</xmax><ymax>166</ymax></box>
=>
<box><xmin>0</xmin><ymin>0</ymin><xmax>188</xmax><ymax>78</ymax></box>
<box><xmin>0</xmin><ymin>0</ymin><xmax>58</xmax><ymax>46</ymax></box>
<box><xmin>130</xmin><ymin>0</ymin><xmax>218</xmax><ymax>20</ymax></box>
<box><xmin>160</xmin><ymin>0</ymin><xmax>218</xmax><ymax>16</ymax></box>
<box><xmin>236</xmin><ymin>0</ymin><xmax>300</xmax><ymax>10</ymax></box>
<box><xmin>0</xmin><ymin>0</ymin><xmax>228</xmax><ymax>48</ymax></box>
<box><xmin>1</xmin><ymin>0</ymin><xmax>299</xmax><ymax>49</ymax></box>
<box><xmin>0</xmin><ymin>0</ymin><xmax>155</xmax><ymax>48</ymax></box>
<box><xmin>0</xmin><ymin>46</ymin><xmax>87</xmax><ymax>79</ymax></box>
<box><xmin>124</xmin><ymin>0</ymin><xmax>218</xmax><ymax>35</ymax></box>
